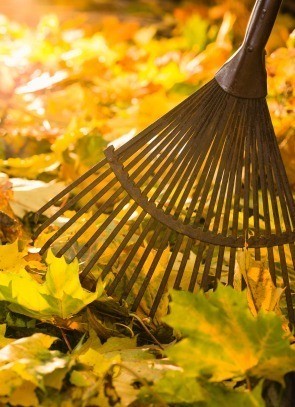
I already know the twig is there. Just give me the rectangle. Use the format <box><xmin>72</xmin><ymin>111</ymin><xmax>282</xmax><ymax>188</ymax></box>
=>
<box><xmin>60</xmin><ymin>328</ymin><xmax>72</xmax><ymax>352</ymax></box>
<box><xmin>130</xmin><ymin>313</ymin><xmax>164</xmax><ymax>350</ymax></box>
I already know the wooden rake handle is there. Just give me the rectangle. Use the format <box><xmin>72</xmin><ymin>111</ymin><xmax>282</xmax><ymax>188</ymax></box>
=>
<box><xmin>215</xmin><ymin>0</ymin><xmax>283</xmax><ymax>99</ymax></box>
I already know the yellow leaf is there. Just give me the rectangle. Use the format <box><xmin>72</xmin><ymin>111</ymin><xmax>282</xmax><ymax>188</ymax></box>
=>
<box><xmin>0</xmin><ymin>154</ymin><xmax>59</xmax><ymax>179</ymax></box>
<box><xmin>0</xmin><ymin>325</ymin><xmax>13</xmax><ymax>349</ymax></box>
<box><xmin>7</xmin><ymin>381</ymin><xmax>39</xmax><ymax>407</ymax></box>
<box><xmin>0</xmin><ymin>250</ymin><xmax>104</xmax><ymax>321</ymax></box>
<box><xmin>236</xmin><ymin>250</ymin><xmax>284</xmax><ymax>316</ymax></box>
<box><xmin>0</xmin><ymin>241</ymin><xmax>25</xmax><ymax>273</ymax></box>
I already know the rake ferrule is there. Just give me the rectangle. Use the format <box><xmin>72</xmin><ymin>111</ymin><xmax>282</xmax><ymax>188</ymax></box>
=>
<box><xmin>215</xmin><ymin>0</ymin><xmax>283</xmax><ymax>98</ymax></box>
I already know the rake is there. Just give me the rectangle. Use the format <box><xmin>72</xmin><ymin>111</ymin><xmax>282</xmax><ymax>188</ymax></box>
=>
<box><xmin>34</xmin><ymin>0</ymin><xmax>295</xmax><ymax>323</ymax></box>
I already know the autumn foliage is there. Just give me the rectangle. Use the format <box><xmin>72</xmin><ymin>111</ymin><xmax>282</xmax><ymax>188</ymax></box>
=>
<box><xmin>0</xmin><ymin>1</ymin><xmax>294</xmax><ymax>406</ymax></box>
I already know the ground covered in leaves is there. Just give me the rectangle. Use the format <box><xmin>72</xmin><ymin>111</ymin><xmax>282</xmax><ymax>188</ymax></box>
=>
<box><xmin>0</xmin><ymin>0</ymin><xmax>294</xmax><ymax>406</ymax></box>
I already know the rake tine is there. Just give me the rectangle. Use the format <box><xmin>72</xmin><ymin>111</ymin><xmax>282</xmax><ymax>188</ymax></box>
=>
<box><xmin>250</xmin><ymin>103</ymin><xmax>261</xmax><ymax>261</ymax></box>
<box><xmin>106</xmin><ymin>217</ymin><xmax>157</xmax><ymax>295</ymax></box>
<box><xmin>115</xmin><ymin>114</ymin><xmax>210</xmax><ymax>300</ymax></box>
<box><xmin>173</xmin><ymin>238</ymin><xmax>193</xmax><ymax>290</ymax></box>
<box><xmin>78</xmin><ymin>201</ymin><xmax>141</xmax><ymax>279</ymax></box>
<box><xmin>226</xmin><ymin>101</ymin><xmax>248</xmax><ymax>285</ymax></box>
<box><xmin>131</xmin><ymin>227</ymin><xmax>173</xmax><ymax>311</ymax></box>
<box><xmin>35</xmin><ymin>88</ymin><xmax>207</xmax><ymax>238</ymax></box>
<box><xmin>257</xmin><ymin>101</ymin><xmax>282</xmax><ymax>283</ymax></box>
<box><xmin>99</xmin><ymin>210</ymin><xmax>147</xmax><ymax>280</ymax></box>
<box><xmin>80</xmin><ymin>117</ymin><xmax>199</xmax><ymax>268</ymax></box>
<box><xmin>39</xmin><ymin>184</ymin><xmax>123</xmax><ymax>255</ymax></box>
<box><xmin>214</xmin><ymin>247</ymin><xmax>226</xmax><ymax>289</ymax></box>
<box><xmin>62</xmin><ymin>192</ymin><xmax>131</xmax><ymax>259</ymax></box>
<box><xmin>195</xmin><ymin>110</ymin><xmax>241</xmax><ymax>290</ymax></box>
<box><xmin>200</xmin><ymin>244</ymin><xmax>216</xmax><ymax>290</ymax></box>
<box><xmin>121</xmin><ymin>223</ymin><xmax>165</xmax><ymax>302</ymax></box>
<box><xmin>264</xmin><ymin>107</ymin><xmax>295</xmax><ymax>222</ymax></box>
<box><xmin>278</xmin><ymin>245</ymin><xmax>295</xmax><ymax>324</ymax></box>
<box><xmin>150</xmin><ymin>234</ymin><xmax>184</xmax><ymax>317</ymax></box>
<box><xmin>116</xmin><ymin>80</ymin><xmax>217</xmax><ymax>157</ymax></box>
<box><xmin>139</xmin><ymin>122</ymin><xmax>218</xmax><ymax>309</ymax></box>
<box><xmin>83</xmin><ymin>122</ymin><xmax>199</xmax><ymax>280</ymax></box>
<box><xmin>119</xmin><ymin>137</ymin><xmax>205</xmax><ymax>300</ymax></box>
<box><xmin>188</xmin><ymin>242</ymin><xmax>206</xmax><ymax>292</ymax></box>
<box><xmin>35</xmin><ymin>159</ymin><xmax>108</xmax><ymax>220</ymax></box>
<box><xmin>40</xmin><ymin>102</ymin><xmax>200</xmax><ymax>253</ymax></box>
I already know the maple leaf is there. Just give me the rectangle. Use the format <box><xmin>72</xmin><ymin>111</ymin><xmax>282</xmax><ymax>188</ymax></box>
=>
<box><xmin>140</xmin><ymin>371</ymin><xmax>265</xmax><ymax>407</ymax></box>
<box><xmin>164</xmin><ymin>285</ymin><xmax>295</xmax><ymax>383</ymax></box>
<box><xmin>0</xmin><ymin>250</ymin><xmax>104</xmax><ymax>322</ymax></box>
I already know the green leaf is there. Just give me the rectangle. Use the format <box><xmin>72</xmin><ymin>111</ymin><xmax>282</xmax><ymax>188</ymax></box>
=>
<box><xmin>140</xmin><ymin>371</ymin><xmax>265</xmax><ymax>406</ymax></box>
<box><xmin>140</xmin><ymin>370</ymin><xmax>206</xmax><ymax>405</ymax></box>
<box><xmin>164</xmin><ymin>285</ymin><xmax>295</xmax><ymax>383</ymax></box>
<box><xmin>0</xmin><ymin>250</ymin><xmax>104</xmax><ymax>321</ymax></box>
<box><xmin>0</xmin><ymin>333</ymin><xmax>71</xmax><ymax>405</ymax></box>
<box><xmin>205</xmin><ymin>381</ymin><xmax>265</xmax><ymax>407</ymax></box>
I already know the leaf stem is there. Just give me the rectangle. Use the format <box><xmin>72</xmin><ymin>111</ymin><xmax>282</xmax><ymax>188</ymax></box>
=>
<box><xmin>130</xmin><ymin>313</ymin><xmax>164</xmax><ymax>350</ymax></box>
<box><xmin>60</xmin><ymin>328</ymin><xmax>72</xmax><ymax>352</ymax></box>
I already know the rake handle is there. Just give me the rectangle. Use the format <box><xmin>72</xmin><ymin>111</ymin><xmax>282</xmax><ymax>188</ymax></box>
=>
<box><xmin>243</xmin><ymin>0</ymin><xmax>283</xmax><ymax>51</ymax></box>
<box><xmin>215</xmin><ymin>0</ymin><xmax>283</xmax><ymax>98</ymax></box>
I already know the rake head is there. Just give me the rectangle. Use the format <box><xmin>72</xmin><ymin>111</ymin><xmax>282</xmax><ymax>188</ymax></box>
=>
<box><xmin>34</xmin><ymin>77</ymin><xmax>295</xmax><ymax>321</ymax></box>
<box><xmin>34</xmin><ymin>0</ymin><xmax>295</xmax><ymax>322</ymax></box>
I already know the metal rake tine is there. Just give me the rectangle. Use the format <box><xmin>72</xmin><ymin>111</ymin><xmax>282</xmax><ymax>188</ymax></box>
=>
<box><xmin>150</xmin><ymin>234</ymin><xmax>184</xmax><ymax>317</ymax></box>
<box><xmin>116</xmin><ymin>79</ymin><xmax>217</xmax><ymax>157</ymax></box>
<box><xmin>169</xmin><ymin>97</ymin><xmax>232</xmax><ymax>289</ymax></box>
<box><xmin>35</xmin><ymin>85</ymin><xmax>210</xmax><ymax>235</ymax></box>
<box><xmin>259</xmin><ymin>102</ymin><xmax>294</xmax><ymax>317</ymax></box>
<box><xmin>58</xmin><ymin>191</ymin><xmax>129</xmax><ymax>258</ymax></box>
<box><xmin>187</xmin><ymin>98</ymin><xmax>240</xmax><ymax>290</ymax></box>
<box><xmin>99</xmin><ymin>210</ymin><xmax>147</xmax><ymax>280</ymax></box>
<box><xmin>250</xmin><ymin>103</ymin><xmax>261</xmax><ymax>261</ymax></box>
<box><xmin>257</xmin><ymin>101</ymin><xmax>281</xmax><ymax>283</ymax></box>
<box><xmin>136</xmin><ymin>129</ymin><xmax>214</xmax><ymax>305</ymax></box>
<box><xmin>35</xmin><ymin>158</ymin><xmax>108</xmax><ymax>221</ymax></box>
<box><xmin>223</xmin><ymin>100</ymin><xmax>248</xmax><ymax>285</ymax></box>
<box><xmin>131</xmin><ymin>227</ymin><xmax>173</xmax><ymax>311</ymax></box>
<box><xmin>34</xmin><ymin>165</ymin><xmax>114</xmax><ymax>238</ymax></box>
<box><xmin>83</xmin><ymin>125</ymin><xmax>198</xmax><ymax>281</ymax></box>
<box><xmin>78</xmin><ymin>115</ymin><xmax>199</xmax><ymax>266</ymax></box>
<box><xmin>108</xmin><ymin>217</ymin><xmax>158</xmax><ymax>296</ymax></box>
<box><xmin>108</xmin><ymin>117</ymin><xmax>206</xmax><ymax>297</ymax></box>
<box><xmin>125</xmin><ymin>86</ymin><xmax>229</xmax><ymax>302</ymax></box>
<box><xmin>278</xmin><ymin>245</ymin><xmax>295</xmax><ymax>324</ymax></box>
<box><xmin>201</xmin><ymin>100</ymin><xmax>247</xmax><ymax>288</ymax></box>
<box><xmin>37</xmin><ymin>103</ymin><xmax>196</xmax><ymax>250</ymax></box>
